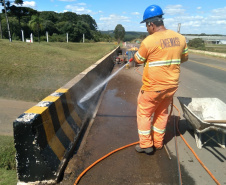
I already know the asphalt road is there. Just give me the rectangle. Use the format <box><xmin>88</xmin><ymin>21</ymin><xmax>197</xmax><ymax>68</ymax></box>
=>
<box><xmin>61</xmin><ymin>52</ymin><xmax>226</xmax><ymax>185</ymax></box>
<box><xmin>173</xmin><ymin>53</ymin><xmax>226</xmax><ymax>185</ymax></box>
<box><xmin>179</xmin><ymin>53</ymin><xmax>226</xmax><ymax>102</ymax></box>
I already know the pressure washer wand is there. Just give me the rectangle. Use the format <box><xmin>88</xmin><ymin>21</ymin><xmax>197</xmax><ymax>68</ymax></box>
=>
<box><xmin>129</xmin><ymin>58</ymin><xmax>134</xmax><ymax>63</ymax></box>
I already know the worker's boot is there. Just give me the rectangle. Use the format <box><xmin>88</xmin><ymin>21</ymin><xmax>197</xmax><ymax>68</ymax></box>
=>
<box><xmin>154</xmin><ymin>142</ymin><xmax>163</xmax><ymax>150</ymax></box>
<box><xmin>155</xmin><ymin>146</ymin><xmax>163</xmax><ymax>150</ymax></box>
<box><xmin>135</xmin><ymin>145</ymin><xmax>154</xmax><ymax>154</ymax></box>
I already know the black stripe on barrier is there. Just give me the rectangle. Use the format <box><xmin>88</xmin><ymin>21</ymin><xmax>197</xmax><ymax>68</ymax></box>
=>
<box><xmin>41</xmin><ymin>144</ymin><xmax>61</xmax><ymax>171</ymax></box>
<box><xmin>61</xmin><ymin>93</ymin><xmax>80</xmax><ymax>133</ymax></box>
<box><xmin>48</xmin><ymin>101</ymin><xmax>72</xmax><ymax>149</ymax></box>
<box><xmin>33</xmin><ymin>102</ymin><xmax>52</xmax><ymax>150</ymax></box>
<box><xmin>48</xmin><ymin>102</ymin><xmax>61</xmax><ymax>132</ymax></box>
<box><xmin>14</xmin><ymin>112</ymin><xmax>57</xmax><ymax>181</ymax></box>
<box><xmin>34</xmin><ymin>114</ymin><xmax>48</xmax><ymax>150</ymax></box>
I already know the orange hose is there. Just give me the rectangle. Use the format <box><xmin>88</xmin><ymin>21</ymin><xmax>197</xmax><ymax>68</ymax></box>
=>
<box><xmin>74</xmin><ymin>141</ymin><xmax>139</xmax><ymax>185</ymax></box>
<box><xmin>134</xmin><ymin>66</ymin><xmax>143</xmax><ymax>76</ymax></box>
<box><xmin>74</xmin><ymin>104</ymin><xmax>221</xmax><ymax>185</ymax></box>
<box><xmin>173</xmin><ymin>104</ymin><xmax>221</xmax><ymax>185</ymax></box>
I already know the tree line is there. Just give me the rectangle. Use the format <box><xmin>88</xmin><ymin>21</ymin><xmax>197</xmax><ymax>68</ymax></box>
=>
<box><xmin>0</xmin><ymin>0</ymin><xmax>113</xmax><ymax>42</ymax></box>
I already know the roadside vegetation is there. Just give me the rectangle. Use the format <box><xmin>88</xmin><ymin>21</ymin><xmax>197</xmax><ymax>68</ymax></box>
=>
<box><xmin>0</xmin><ymin>135</ymin><xmax>17</xmax><ymax>185</ymax></box>
<box><xmin>0</xmin><ymin>39</ymin><xmax>116</xmax><ymax>184</ymax></box>
<box><xmin>0</xmin><ymin>2</ymin><xmax>112</xmax><ymax>43</ymax></box>
<box><xmin>205</xmin><ymin>44</ymin><xmax>226</xmax><ymax>54</ymax></box>
<box><xmin>0</xmin><ymin>136</ymin><xmax>16</xmax><ymax>170</ymax></box>
<box><xmin>188</xmin><ymin>38</ymin><xmax>206</xmax><ymax>50</ymax></box>
<box><xmin>0</xmin><ymin>39</ymin><xmax>116</xmax><ymax>102</ymax></box>
<box><xmin>188</xmin><ymin>38</ymin><xmax>226</xmax><ymax>54</ymax></box>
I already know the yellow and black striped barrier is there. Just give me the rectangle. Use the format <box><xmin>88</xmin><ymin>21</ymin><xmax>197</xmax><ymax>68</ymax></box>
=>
<box><xmin>14</xmin><ymin>47</ymin><xmax>119</xmax><ymax>184</ymax></box>
<box><xmin>14</xmin><ymin>88</ymin><xmax>82</xmax><ymax>182</ymax></box>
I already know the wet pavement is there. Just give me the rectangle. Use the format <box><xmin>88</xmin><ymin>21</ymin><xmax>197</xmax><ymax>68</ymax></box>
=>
<box><xmin>61</xmin><ymin>63</ymin><xmax>193</xmax><ymax>185</ymax></box>
<box><xmin>61</xmin><ymin>53</ymin><xmax>226</xmax><ymax>185</ymax></box>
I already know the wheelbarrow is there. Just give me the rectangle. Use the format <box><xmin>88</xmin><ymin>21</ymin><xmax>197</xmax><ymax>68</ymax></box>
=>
<box><xmin>177</xmin><ymin>97</ymin><xmax>226</xmax><ymax>149</ymax></box>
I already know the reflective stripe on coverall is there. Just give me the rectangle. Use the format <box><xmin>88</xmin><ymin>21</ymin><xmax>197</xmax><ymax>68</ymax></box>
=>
<box><xmin>137</xmin><ymin>87</ymin><xmax>177</xmax><ymax>148</ymax></box>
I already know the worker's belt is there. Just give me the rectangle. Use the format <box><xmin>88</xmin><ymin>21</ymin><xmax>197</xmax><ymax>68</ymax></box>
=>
<box><xmin>148</xmin><ymin>59</ymin><xmax>181</xmax><ymax>67</ymax></box>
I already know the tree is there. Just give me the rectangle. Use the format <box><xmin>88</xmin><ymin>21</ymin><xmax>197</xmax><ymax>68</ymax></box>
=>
<box><xmin>0</xmin><ymin>13</ymin><xmax>2</xmax><ymax>38</ymax></box>
<box><xmin>140</xmin><ymin>34</ymin><xmax>147</xmax><ymax>40</ymax></box>
<box><xmin>40</xmin><ymin>12</ymin><xmax>58</xmax><ymax>35</ymax></box>
<box><xmin>43</xmin><ymin>20</ymin><xmax>57</xmax><ymax>35</ymax></box>
<box><xmin>40</xmin><ymin>11</ymin><xmax>58</xmax><ymax>23</ymax></box>
<box><xmin>8</xmin><ymin>1</ymin><xmax>24</xmax><ymax>28</ymax></box>
<box><xmin>59</xmin><ymin>12</ymin><xmax>78</xmax><ymax>24</ymax></box>
<box><xmin>56</xmin><ymin>21</ymin><xmax>73</xmax><ymax>35</ymax></box>
<box><xmin>72</xmin><ymin>21</ymin><xmax>92</xmax><ymax>42</ymax></box>
<box><xmin>1</xmin><ymin>0</ymin><xmax>12</xmax><ymax>41</ymax></box>
<box><xmin>8</xmin><ymin>5</ymin><xmax>22</xmax><ymax>27</ymax></box>
<box><xmin>114</xmin><ymin>24</ymin><xmax>125</xmax><ymax>44</ymax></box>
<box><xmin>14</xmin><ymin>0</ymin><xmax>23</xmax><ymax>5</ymax></box>
<box><xmin>0</xmin><ymin>4</ymin><xmax>110</xmax><ymax>43</ymax></box>
<box><xmin>29</xmin><ymin>14</ymin><xmax>44</xmax><ymax>42</ymax></box>
<box><xmin>8</xmin><ymin>17</ymin><xmax>20</xmax><ymax>39</ymax></box>
<box><xmin>79</xmin><ymin>14</ymin><xmax>97</xmax><ymax>31</ymax></box>
<box><xmin>1</xmin><ymin>0</ymin><xmax>24</xmax><ymax>40</ymax></box>
<box><xmin>20</xmin><ymin>7</ymin><xmax>38</xmax><ymax>19</ymax></box>
<box><xmin>188</xmin><ymin>38</ymin><xmax>205</xmax><ymax>50</ymax></box>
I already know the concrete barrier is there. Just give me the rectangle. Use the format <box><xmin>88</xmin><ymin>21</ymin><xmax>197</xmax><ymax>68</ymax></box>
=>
<box><xmin>13</xmin><ymin>46</ymin><xmax>119</xmax><ymax>184</ymax></box>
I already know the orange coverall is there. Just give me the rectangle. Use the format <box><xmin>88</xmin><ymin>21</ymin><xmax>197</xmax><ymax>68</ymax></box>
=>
<box><xmin>134</xmin><ymin>29</ymin><xmax>188</xmax><ymax>149</ymax></box>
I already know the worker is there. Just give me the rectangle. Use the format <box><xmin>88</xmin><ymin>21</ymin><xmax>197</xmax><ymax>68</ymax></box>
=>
<box><xmin>133</xmin><ymin>4</ymin><xmax>188</xmax><ymax>154</ymax></box>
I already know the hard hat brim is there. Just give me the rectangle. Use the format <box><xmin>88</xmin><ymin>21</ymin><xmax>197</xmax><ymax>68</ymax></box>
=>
<box><xmin>140</xmin><ymin>20</ymin><xmax>145</xmax><ymax>24</ymax></box>
<box><xmin>140</xmin><ymin>17</ymin><xmax>164</xmax><ymax>24</ymax></box>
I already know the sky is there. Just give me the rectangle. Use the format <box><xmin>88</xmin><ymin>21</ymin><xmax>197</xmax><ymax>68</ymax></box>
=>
<box><xmin>2</xmin><ymin>0</ymin><xmax>226</xmax><ymax>35</ymax></box>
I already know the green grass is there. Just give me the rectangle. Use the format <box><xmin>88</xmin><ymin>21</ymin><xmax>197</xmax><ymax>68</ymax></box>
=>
<box><xmin>0</xmin><ymin>136</ymin><xmax>16</xmax><ymax>170</ymax></box>
<box><xmin>205</xmin><ymin>44</ymin><xmax>226</xmax><ymax>53</ymax></box>
<box><xmin>0</xmin><ymin>39</ymin><xmax>116</xmax><ymax>102</ymax></box>
<box><xmin>0</xmin><ymin>168</ymin><xmax>17</xmax><ymax>185</ymax></box>
<box><xmin>0</xmin><ymin>136</ymin><xmax>17</xmax><ymax>185</ymax></box>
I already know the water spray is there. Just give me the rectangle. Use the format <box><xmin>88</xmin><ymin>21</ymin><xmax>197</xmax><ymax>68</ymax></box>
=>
<box><xmin>79</xmin><ymin>58</ymin><xmax>133</xmax><ymax>104</ymax></box>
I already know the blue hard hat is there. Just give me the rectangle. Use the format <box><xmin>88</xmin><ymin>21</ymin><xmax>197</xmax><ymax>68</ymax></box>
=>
<box><xmin>141</xmin><ymin>5</ymin><xmax>164</xmax><ymax>23</ymax></box>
